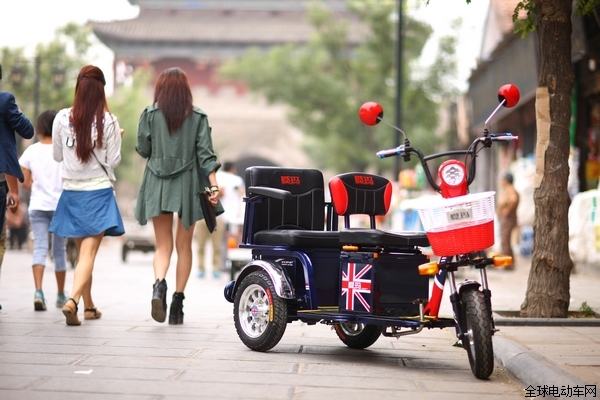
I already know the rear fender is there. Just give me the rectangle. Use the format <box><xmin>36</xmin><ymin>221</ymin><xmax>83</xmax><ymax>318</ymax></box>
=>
<box><xmin>232</xmin><ymin>260</ymin><xmax>295</xmax><ymax>301</ymax></box>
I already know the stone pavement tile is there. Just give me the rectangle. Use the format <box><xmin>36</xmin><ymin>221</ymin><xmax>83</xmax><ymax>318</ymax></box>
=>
<box><xmin>0</xmin><ymin>376</ymin><xmax>43</xmax><ymax>390</ymax></box>
<box><xmin>0</xmin><ymin>341</ymin><xmax>199</xmax><ymax>358</ymax></box>
<box><xmin>101</xmin><ymin>337</ymin><xmax>213</xmax><ymax>348</ymax></box>
<box><xmin>179</xmin><ymin>368</ymin><xmax>418</xmax><ymax>391</ymax></box>
<box><xmin>415</xmin><ymin>376</ymin><xmax>522</xmax><ymax>395</ymax></box>
<box><xmin>33</xmin><ymin>377</ymin><xmax>293</xmax><ymax>399</ymax></box>
<box><xmin>80</xmin><ymin>355</ymin><xmax>298</xmax><ymax>374</ymax></box>
<box><xmin>293</xmin><ymin>386</ymin><xmax>522</xmax><ymax>400</ymax></box>
<box><xmin>0</xmin><ymin>323</ymin><xmax>58</xmax><ymax>336</ymax></box>
<box><xmin>305</xmin><ymin>359</ymin><xmax>514</xmax><ymax>386</ymax></box>
<box><xmin>0</xmin><ymin>352</ymin><xmax>80</xmax><ymax>366</ymax></box>
<box><xmin>0</xmin><ymin>390</ymin><xmax>151</xmax><ymax>400</ymax></box>
<box><xmin>1</xmin><ymin>333</ymin><xmax>111</xmax><ymax>346</ymax></box>
<box><xmin>566</xmin><ymin>326</ymin><xmax>600</xmax><ymax>343</ymax></box>
<box><xmin>0</xmin><ymin>363</ymin><xmax>176</xmax><ymax>381</ymax></box>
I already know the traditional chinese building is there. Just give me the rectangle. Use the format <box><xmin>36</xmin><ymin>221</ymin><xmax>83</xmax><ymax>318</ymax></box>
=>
<box><xmin>91</xmin><ymin>0</ymin><xmax>361</xmax><ymax>171</ymax></box>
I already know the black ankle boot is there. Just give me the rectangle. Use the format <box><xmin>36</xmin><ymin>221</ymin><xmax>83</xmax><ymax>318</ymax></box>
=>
<box><xmin>169</xmin><ymin>292</ymin><xmax>185</xmax><ymax>325</ymax></box>
<box><xmin>151</xmin><ymin>279</ymin><xmax>167</xmax><ymax>323</ymax></box>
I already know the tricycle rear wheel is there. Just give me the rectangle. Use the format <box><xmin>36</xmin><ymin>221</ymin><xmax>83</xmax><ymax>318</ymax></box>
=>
<box><xmin>460</xmin><ymin>287</ymin><xmax>494</xmax><ymax>379</ymax></box>
<box><xmin>334</xmin><ymin>323</ymin><xmax>381</xmax><ymax>349</ymax></box>
<box><xmin>233</xmin><ymin>270</ymin><xmax>288</xmax><ymax>352</ymax></box>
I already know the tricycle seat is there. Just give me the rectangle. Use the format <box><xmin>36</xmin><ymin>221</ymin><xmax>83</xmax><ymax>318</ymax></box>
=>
<box><xmin>339</xmin><ymin>228</ymin><xmax>429</xmax><ymax>248</ymax></box>
<box><xmin>329</xmin><ymin>172</ymin><xmax>430</xmax><ymax>249</ymax></box>
<box><xmin>242</xmin><ymin>167</ymin><xmax>341</xmax><ymax>248</ymax></box>
<box><xmin>254</xmin><ymin>229</ymin><xmax>340</xmax><ymax>248</ymax></box>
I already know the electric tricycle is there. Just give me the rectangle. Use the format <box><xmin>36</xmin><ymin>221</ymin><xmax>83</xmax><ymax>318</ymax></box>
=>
<box><xmin>224</xmin><ymin>84</ymin><xmax>521</xmax><ymax>379</ymax></box>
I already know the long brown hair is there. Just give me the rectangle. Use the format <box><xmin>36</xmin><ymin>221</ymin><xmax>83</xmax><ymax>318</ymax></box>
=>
<box><xmin>153</xmin><ymin>67</ymin><xmax>193</xmax><ymax>134</ymax></box>
<box><xmin>70</xmin><ymin>65</ymin><xmax>108</xmax><ymax>163</ymax></box>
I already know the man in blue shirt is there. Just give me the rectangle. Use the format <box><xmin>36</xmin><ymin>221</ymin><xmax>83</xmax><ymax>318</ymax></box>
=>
<box><xmin>0</xmin><ymin>63</ymin><xmax>35</xmax><ymax>310</ymax></box>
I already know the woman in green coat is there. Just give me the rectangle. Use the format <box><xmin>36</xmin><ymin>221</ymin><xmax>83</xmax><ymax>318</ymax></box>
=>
<box><xmin>135</xmin><ymin>67</ymin><xmax>222</xmax><ymax>325</ymax></box>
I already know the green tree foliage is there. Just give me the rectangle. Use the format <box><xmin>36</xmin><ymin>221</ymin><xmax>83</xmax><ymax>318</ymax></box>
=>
<box><xmin>512</xmin><ymin>0</ymin><xmax>600</xmax><ymax>36</ymax></box>
<box><xmin>1</xmin><ymin>22</ymin><xmax>154</xmax><ymax>186</ymax></box>
<box><xmin>0</xmin><ymin>23</ymin><xmax>94</xmax><ymax>126</ymax></box>
<box><xmin>220</xmin><ymin>0</ymin><xmax>459</xmax><ymax>174</ymax></box>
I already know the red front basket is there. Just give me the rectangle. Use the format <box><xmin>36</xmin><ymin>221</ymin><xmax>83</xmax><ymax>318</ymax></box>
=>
<box><xmin>425</xmin><ymin>220</ymin><xmax>494</xmax><ymax>255</ymax></box>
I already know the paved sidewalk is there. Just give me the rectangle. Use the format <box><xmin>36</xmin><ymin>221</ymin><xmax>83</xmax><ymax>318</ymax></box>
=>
<box><xmin>0</xmin><ymin>239</ymin><xmax>597</xmax><ymax>399</ymax></box>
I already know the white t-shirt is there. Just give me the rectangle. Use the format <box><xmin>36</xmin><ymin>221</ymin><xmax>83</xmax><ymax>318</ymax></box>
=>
<box><xmin>19</xmin><ymin>142</ymin><xmax>63</xmax><ymax>211</ymax></box>
<box><xmin>216</xmin><ymin>170</ymin><xmax>245</xmax><ymax>223</ymax></box>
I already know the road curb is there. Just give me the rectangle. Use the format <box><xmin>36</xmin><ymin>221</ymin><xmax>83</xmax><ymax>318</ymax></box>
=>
<box><xmin>493</xmin><ymin>313</ymin><xmax>600</xmax><ymax>327</ymax></box>
<box><xmin>493</xmin><ymin>336</ymin><xmax>590</xmax><ymax>387</ymax></box>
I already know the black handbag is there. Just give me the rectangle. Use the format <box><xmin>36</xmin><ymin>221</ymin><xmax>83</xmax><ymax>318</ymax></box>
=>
<box><xmin>199</xmin><ymin>187</ymin><xmax>217</xmax><ymax>233</ymax></box>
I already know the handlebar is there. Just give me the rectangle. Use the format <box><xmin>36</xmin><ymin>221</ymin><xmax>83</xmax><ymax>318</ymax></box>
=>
<box><xmin>376</xmin><ymin>130</ymin><xmax>518</xmax><ymax>193</ymax></box>
<box><xmin>376</xmin><ymin>145</ymin><xmax>405</xmax><ymax>159</ymax></box>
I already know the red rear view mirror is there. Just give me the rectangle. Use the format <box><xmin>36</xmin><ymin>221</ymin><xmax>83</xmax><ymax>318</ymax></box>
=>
<box><xmin>359</xmin><ymin>102</ymin><xmax>383</xmax><ymax>126</ymax></box>
<box><xmin>498</xmin><ymin>84</ymin><xmax>520</xmax><ymax>108</ymax></box>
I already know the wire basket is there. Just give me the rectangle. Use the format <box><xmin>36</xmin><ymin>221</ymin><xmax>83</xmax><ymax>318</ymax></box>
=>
<box><xmin>417</xmin><ymin>191</ymin><xmax>495</xmax><ymax>255</ymax></box>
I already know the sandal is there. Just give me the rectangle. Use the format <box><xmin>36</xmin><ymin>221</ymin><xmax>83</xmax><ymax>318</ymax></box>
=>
<box><xmin>61</xmin><ymin>298</ymin><xmax>81</xmax><ymax>326</ymax></box>
<box><xmin>84</xmin><ymin>307</ymin><xmax>102</xmax><ymax>320</ymax></box>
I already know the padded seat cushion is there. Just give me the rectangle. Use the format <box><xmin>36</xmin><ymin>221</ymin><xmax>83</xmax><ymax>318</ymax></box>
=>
<box><xmin>339</xmin><ymin>228</ymin><xmax>429</xmax><ymax>247</ymax></box>
<box><xmin>254</xmin><ymin>230</ymin><xmax>341</xmax><ymax>248</ymax></box>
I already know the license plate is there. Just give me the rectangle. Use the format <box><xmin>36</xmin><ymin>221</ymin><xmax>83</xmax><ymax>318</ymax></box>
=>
<box><xmin>446</xmin><ymin>207</ymin><xmax>472</xmax><ymax>223</ymax></box>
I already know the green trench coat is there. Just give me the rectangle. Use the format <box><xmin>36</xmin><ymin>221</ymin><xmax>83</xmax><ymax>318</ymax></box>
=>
<box><xmin>134</xmin><ymin>105</ymin><xmax>223</xmax><ymax>230</ymax></box>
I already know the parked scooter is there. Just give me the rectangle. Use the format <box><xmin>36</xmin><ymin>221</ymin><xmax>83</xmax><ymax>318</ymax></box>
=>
<box><xmin>224</xmin><ymin>84</ymin><xmax>520</xmax><ymax>380</ymax></box>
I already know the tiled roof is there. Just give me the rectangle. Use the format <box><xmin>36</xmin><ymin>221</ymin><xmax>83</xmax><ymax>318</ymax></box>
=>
<box><xmin>91</xmin><ymin>10</ymin><xmax>365</xmax><ymax>45</ymax></box>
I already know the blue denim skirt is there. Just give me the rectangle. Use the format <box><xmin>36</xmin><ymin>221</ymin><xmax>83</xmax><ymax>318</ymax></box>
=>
<box><xmin>50</xmin><ymin>188</ymin><xmax>125</xmax><ymax>238</ymax></box>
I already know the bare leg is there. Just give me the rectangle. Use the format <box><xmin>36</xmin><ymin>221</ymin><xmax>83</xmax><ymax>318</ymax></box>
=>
<box><xmin>55</xmin><ymin>270</ymin><xmax>66</xmax><ymax>294</ymax></box>
<box><xmin>33</xmin><ymin>264</ymin><xmax>44</xmax><ymax>290</ymax></box>
<box><xmin>81</xmin><ymin>275</ymin><xmax>95</xmax><ymax>310</ymax></box>
<box><xmin>152</xmin><ymin>214</ymin><xmax>174</xmax><ymax>280</ymax></box>
<box><xmin>174</xmin><ymin>218</ymin><xmax>195</xmax><ymax>293</ymax></box>
<box><xmin>70</xmin><ymin>233</ymin><xmax>104</xmax><ymax>304</ymax></box>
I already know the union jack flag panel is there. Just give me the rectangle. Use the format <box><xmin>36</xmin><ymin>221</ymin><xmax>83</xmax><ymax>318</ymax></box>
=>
<box><xmin>340</xmin><ymin>262</ymin><xmax>373</xmax><ymax>313</ymax></box>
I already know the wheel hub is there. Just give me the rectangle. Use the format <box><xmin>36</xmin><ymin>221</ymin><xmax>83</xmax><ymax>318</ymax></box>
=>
<box><xmin>239</xmin><ymin>284</ymin><xmax>271</xmax><ymax>338</ymax></box>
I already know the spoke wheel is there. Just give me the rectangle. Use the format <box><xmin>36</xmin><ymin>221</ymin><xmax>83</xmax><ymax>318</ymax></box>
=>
<box><xmin>334</xmin><ymin>323</ymin><xmax>381</xmax><ymax>349</ymax></box>
<box><xmin>460</xmin><ymin>287</ymin><xmax>494</xmax><ymax>379</ymax></box>
<box><xmin>234</xmin><ymin>271</ymin><xmax>288</xmax><ymax>352</ymax></box>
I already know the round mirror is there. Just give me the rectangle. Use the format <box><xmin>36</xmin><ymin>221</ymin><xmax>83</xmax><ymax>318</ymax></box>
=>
<box><xmin>497</xmin><ymin>84</ymin><xmax>520</xmax><ymax>108</ymax></box>
<box><xmin>359</xmin><ymin>102</ymin><xmax>383</xmax><ymax>126</ymax></box>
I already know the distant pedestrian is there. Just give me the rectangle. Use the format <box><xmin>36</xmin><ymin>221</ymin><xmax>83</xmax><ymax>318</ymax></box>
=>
<box><xmin>497</xmin><ymin>172</ymin><xmax>519</xmax><ymax>268</ymax></box>
<box><xmin>5</xmin><ymin>202</ymin><xmax>28</xmax><ymax>249</ymax></box>
<box><xmin>0</xmin><ymin>62</ymin><xmax>35</xmax><ymax>311</ymax></box>
<box><xmin>50</xmin><ymin>65</ymin><xmax>125</xmax><ymax>326</ymax></box>
<box><xmin>196</xmin><ymin>161</ymin><xmax>243</xmax><ymax>278</ymax></box>
<box><xmin>135</xmin><ymin>67</ymin><xmax>222</xmax><ymax>325</ymax></box>
<box><xmin>20</xmin><ymin>109</ymin><xmax>69</xmax><ymax>311</ymax></box>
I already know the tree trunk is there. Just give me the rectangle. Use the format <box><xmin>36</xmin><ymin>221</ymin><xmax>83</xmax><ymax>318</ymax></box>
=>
<box><xmin>520</xmin><ymin>0</ymin><xmax>574</xmax><ymax>318</ymax></box>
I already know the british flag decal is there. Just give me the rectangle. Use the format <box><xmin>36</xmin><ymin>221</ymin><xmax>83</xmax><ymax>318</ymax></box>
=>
<box><xmin>341</xmin><ymin>262</ymin><xmax>373</xmax><ymax>312</ymax></box>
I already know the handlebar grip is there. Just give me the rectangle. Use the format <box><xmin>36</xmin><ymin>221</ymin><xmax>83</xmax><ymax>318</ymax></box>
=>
<box><xmin>490</xmin><ymin>133</ymin><xmax>518</xmax><ymax>141</ymax></box>
<box><xmin>376</xmin><ymin>145</ymin><xmax>405</xmax><ymax>158</ymax></box>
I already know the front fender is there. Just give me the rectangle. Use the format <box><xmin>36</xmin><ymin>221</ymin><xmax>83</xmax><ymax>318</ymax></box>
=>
<box><xmin>230</xmin><ymin>260</ymin><xmax>295</xmax><ymax>302</ymax></box>
<box><xmin>457</xmin><ymin>279</ymin><xmax>481</xmax><ymax>294</ymax></box>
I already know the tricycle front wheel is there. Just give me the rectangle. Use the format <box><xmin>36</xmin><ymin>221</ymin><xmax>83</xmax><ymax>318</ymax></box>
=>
<box><xmin>460</xmin><ymin>287</ymin><xmax>494</xmax><ymax>379</ymax></box>
<box><xmin>233</xmin><ymin>270</ymin><xmax>288</xmax><ymax>352</ymax></box>
<box><xmin>334</xmin><ymin>323</ymin><xmax>381</xmax><ymax>349</ymax></box>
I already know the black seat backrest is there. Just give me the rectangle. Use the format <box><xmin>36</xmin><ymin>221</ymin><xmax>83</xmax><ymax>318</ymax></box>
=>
<box><xmin>329</xmin><ymin>172</ymin><xmax>392</xmax><ymax>229</ymax></box>
<box><xmin>245</xmin><ymin>167</ymin><xmax>325</xmax><ymax>235</ymax></box>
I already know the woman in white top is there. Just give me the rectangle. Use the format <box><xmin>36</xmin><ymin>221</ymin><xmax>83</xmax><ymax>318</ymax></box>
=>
<box><xmin>20</xmin><ymin>110</ymin><xmax>67</xmax><ymax>311</ymax></box>
<box><xmin>50</xmin><ymin>65</ymin><xmax>125</xmax><ymax>326</ymax></box>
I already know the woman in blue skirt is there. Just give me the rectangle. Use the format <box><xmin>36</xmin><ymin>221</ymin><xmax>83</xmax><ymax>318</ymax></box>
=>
<box><xmin>50</xmin><ymin>65</ymin><xmax>125</xmax><ymax>326</ymax></box>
